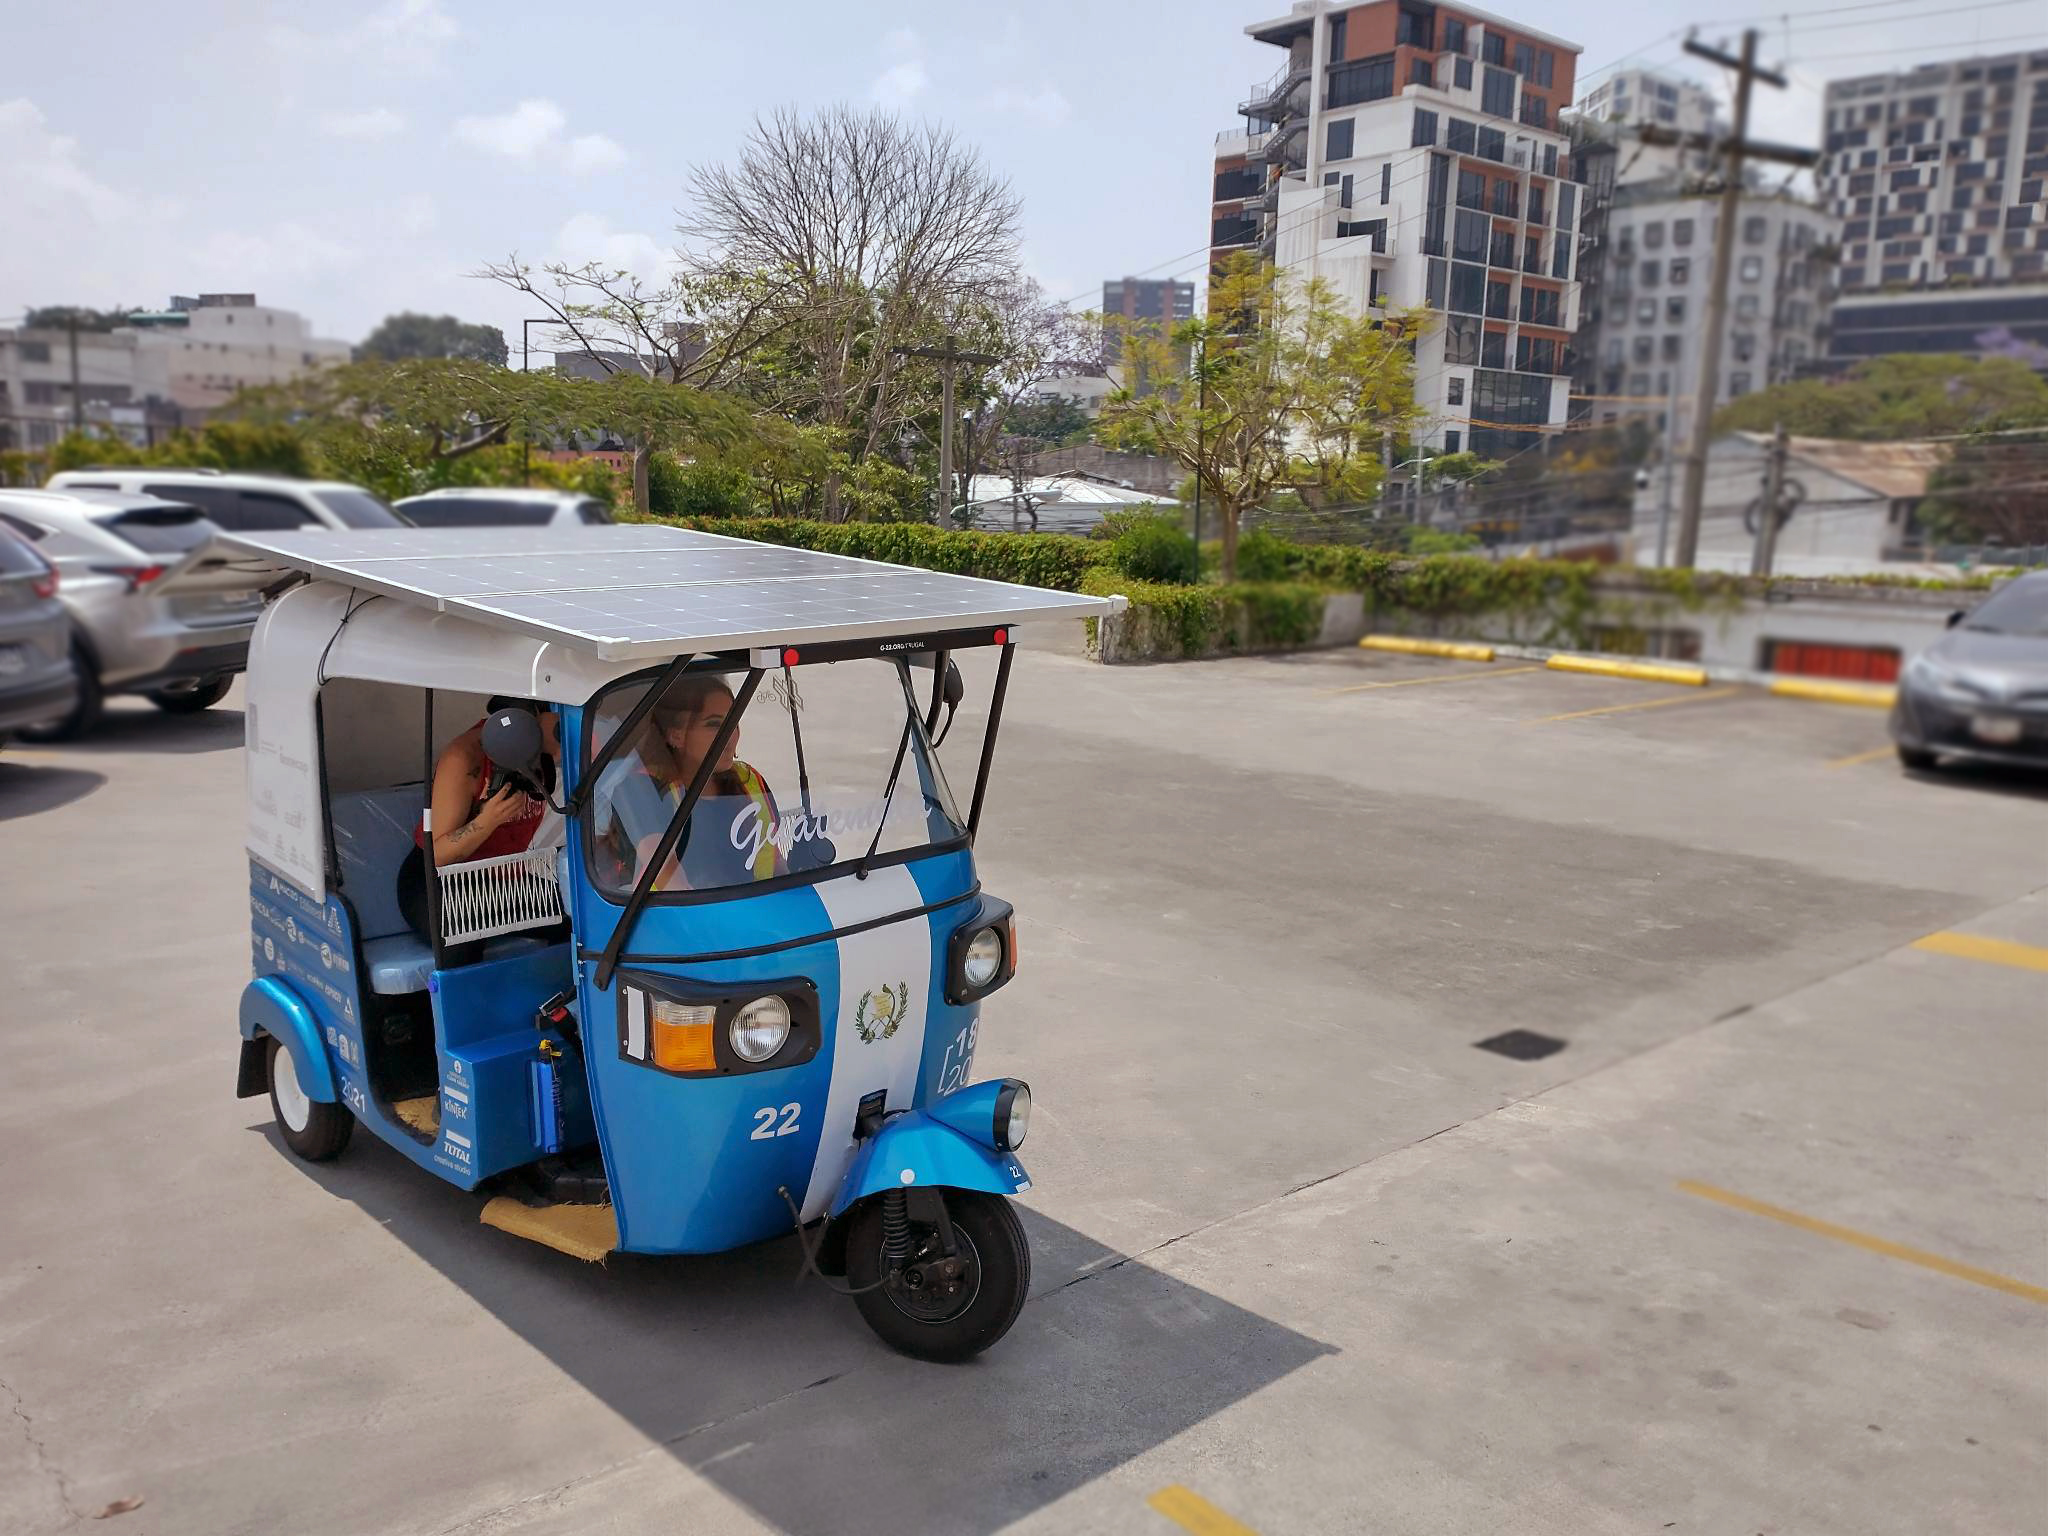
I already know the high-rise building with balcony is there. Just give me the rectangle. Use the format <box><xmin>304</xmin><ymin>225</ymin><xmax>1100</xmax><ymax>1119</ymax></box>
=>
<box><xmin>1816</xmin><ymin>49</ymin><xmax>2048</xmax><ymax>365</ymax></box>
<box><xmin>1100</xmin><ymin>277</ymin><xmax>1197</xmax><ymax>367</ymax></box>
<box><xmin>1209</xmin><ymin>2</ymin><xmax>1587</xmax><ymax>458</ymax></box>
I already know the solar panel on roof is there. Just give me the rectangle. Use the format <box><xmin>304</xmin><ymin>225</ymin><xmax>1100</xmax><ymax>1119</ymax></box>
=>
<box><xmin>220</xmin><ymin>524</ymin><xmax>1120</xmax><ymax>660</ymax></box>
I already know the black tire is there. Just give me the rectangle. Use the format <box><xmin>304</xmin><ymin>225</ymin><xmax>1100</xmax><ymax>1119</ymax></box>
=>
<box><xmin>847</xmin><ymin>1190</ymin><xmax>1030</xmax><ymax>1363</ymax></box>
<box><xmin>266</xmin><ymin>1035</ymin><xmax>353</xmax><ymax>1162</ymax></box>
<box><xmin>148</xmin><ymin>674</ymin><xmax>232</xmax><ymax>713</ymax></box>
<box><xmin>1896</xmin><ymin>744</ymin><xmax>1939</xmax><ymax>771</ymax></box>
<box><xmin>17</xmin><ymin>648</ymin><xmax>103</xmax><ymax>742</ymax></box>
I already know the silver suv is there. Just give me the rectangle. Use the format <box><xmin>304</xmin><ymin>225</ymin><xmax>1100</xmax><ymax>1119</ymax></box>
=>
<box><xmin>45</xmin><ymin>469</ymin><xmax>402</xmax><ymax>532</ymax></box>
<box><xmin>0</xmin><ymin>489</ymin><xmax>261</xmax><ymax>738</ymax></box>
<box><xmin>395</xmin><ymin>487</ymin><xmax>612</xmax><ymax>528</ymax></box>
<box><xmin>0</xmin><ymin>526</ymin><xmax>75</xmax><ymax>749</ymax></box>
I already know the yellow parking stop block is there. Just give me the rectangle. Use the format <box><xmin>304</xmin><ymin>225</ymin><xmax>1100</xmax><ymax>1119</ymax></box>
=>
<box><xmin>1546</xmin><ymin>653</ymin><xmax>1709</xmax><ymax>686</ymax></box>
<box><xmin>1768</xmin><ymin>677</ymin><xmax>1896</xmax><ymax>708</ymax></box>
<box><xmin>1359</xmin><ymin>634</ymin><xmax>1496</xmax><ymax>662</ymax></box>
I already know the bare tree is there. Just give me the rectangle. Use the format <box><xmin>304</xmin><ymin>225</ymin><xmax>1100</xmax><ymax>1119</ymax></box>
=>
<box><xmin>680</xmin><ymin>105</ymin><xmax>1024</xmax><ymax>517</ymax></box>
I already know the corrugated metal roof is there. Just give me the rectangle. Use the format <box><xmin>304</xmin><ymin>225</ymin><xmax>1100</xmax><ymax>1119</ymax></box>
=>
<box><xmin>1738</xmin><ymin>433</ymin><xmax>1946</xmax><ymax>500</ymax></box>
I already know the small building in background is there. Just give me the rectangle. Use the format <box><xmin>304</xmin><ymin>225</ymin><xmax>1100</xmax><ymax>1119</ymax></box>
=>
<box><xmin>0</xmin><ymin>325</ymin><xmax>175</xmax><ymax>452</ymax></box>
<box><xmin>1629</xmin><ymin>432</ymin><xmax>1946</xmax><ymax>575</ymax></box>
<box><xmin>1574</xmin><ymin>67</ymin><xmax>1722</xmax><ymax>188</ymax></box>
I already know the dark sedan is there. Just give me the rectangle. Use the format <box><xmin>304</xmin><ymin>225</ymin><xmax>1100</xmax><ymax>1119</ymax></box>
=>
<box><xmin>1891</xmin><ymin>570</ymin><xmax>2048</xmax><ymax>771</ymax></box>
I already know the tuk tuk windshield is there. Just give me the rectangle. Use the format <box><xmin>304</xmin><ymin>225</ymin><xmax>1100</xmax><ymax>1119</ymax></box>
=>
<box><xmin>583</xmin><ymin>659</ymin><xmax>966</xmax><ymax>899</ymax></box>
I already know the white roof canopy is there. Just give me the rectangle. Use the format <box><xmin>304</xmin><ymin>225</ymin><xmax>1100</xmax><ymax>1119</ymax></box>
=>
<box><xmin>222</xmin><ymin>524</ymin><xmax>1120</xmax><ymax>662</ymax></box>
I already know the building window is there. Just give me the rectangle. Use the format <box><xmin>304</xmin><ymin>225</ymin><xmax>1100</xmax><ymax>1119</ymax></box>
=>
<box><xmin>1481</xmin><ymin>331</ymin><xmax>1507</xmax><ymax>369</ymax></box>
<box><xmin>1643</xmin><ymin>221</ymin><xmax>1665</xmax><ymax>249</ymax></box>
<box><xmin>1445</xmin><ymin>314</ymin><xmax>1481</xmax><ymax>364</ymax></box>
<box><xmin>1410</xmin><ymin>59</ymin><xmax>1434</xmax><ymax>87</ymax></box>
<box><xmin>1413</xmin><ymin>108</ymin><xmax>1438</xmax><ymax>147</ymax></box>
<box><xmin>1673</xmin><ymin>218</ymin><xmax>1695</xmax><ymax>246</ymax></box>
<box><xmin>1486</xmin><ymin>278</ymin><xmax>1513</xmax><ymax>319</ymax></box>
<box><xmin>1490</xmin><ymin>227</ymin><xmax>1518</xmax><ymax>267</ymax></box>
<box><xmin>1520</xmin><ymin>286</ymin><xmax>1560</xmax><ymax>326</ymax></box>
<box><xmin>1476</xmin><ymin>126</ymin><xmax>1506</xmax><ymax>162</ymax></box>
<box><xmin>1326</xmin><ymin>118</ymin><xmax>1354</xmax><ymax>161</ymax></box>
<box><xmin>1457</xmin><ymin>168</ymin><xmax>1487</xmax><ymax>209</ymax></box>
<box><xmin>1382</xmin><ymin>163</ymin><xmax>1392</xmax><ymax>203</ymax></box>
<box><xmin>1521</xmin><ymin>96</ymin><xmax>1548</xmax><ymax>130</ymax></box>
<box><xmin>1395</xmin><ymin>6</ymin><xmax>1431</xmax><ymax>48</ymax></box>
<box><xmin>1662</xmin><ymin>334</ymin><xmax>1682</xmax><ymax>362</ymax></box>
<box><xmin>1444</xmin><ymin>430</ymin><xmax>1462</xmax><ymax>453</ymax></box>
<box><xmin>18</xmin><ymin>341</ymin><xmax>51</xmax><ymax>364</ymax></box>
<box><xmin>1482</xmin><ymin>32</ymin><xmax>1505</xmax><ymax>66</ymax></box>
<box><xmin>1444</xmin><ymin>18</ymin><xmax>1467</xmax><ymax>54</ymax></box>
<box><xmin>1640</xmin><ymin>260</ymin><xmax>1660</xmax><ymax>286</ymax></box>
<box><xmin>1527</xmin><ymin>184</ymin><xmax>1546</xmax><ymax>226</ymax></box>
<box><xmin>1743</xmin><ymin>216</ymin><xmax>1768</xmax><ymax>243</ymax></box>
<box><xmin>1556</xmin><ymin>183</ymin><xmax>1576</xmax><ymax>234</ymax></box>
<box><xmin>1513</xmin><ymin>42</ymin><xmax>1535</xmax><ymax>76</ymax></box>
<box><xmin>1666</xmin><ymin>296</ymin><xmax>1686</xmax><ymax>323</ymax></box>
<box><xmin>1454</xmin><ymin>56</ymin><xmax>1473</xmax><ymax>90</ymax></box>
<box><xmin>1328</xmin><ymin>12</ymin><xmax>1347</xmax><ymax>62</ymax></box>
<box><xmin>1736</xmin><ymin>294</ymin><xmax>1760</xmax><ymax>320</ymax></box>
<box><xmin>1729</xmin><ymin>372</ymin><xmax>1752</xmax><ymax>396</ymax></box>
<box><xmin>1669</xmin><ymin>256</ymin><xmax>1690</xmax><ymax>284</ymax></box>
<box><xmin>1544</xmin><ymin>143</ymin><xmax>1558</xmax><ymax>176</ymax></box>
<box><xmin>1733</xmin><ymin>333</ymin><xmax>1756</xmax><ymax>362</ymax></box>
<box><xmin>1328</xmin><ymin>54</ymin><xmax>1397</xmax><ymax>110</ymax></box>
<box><xmin>1449</xmin><ymin>263</ymin><xmax>1486</xmax><ymax>314</ymax></box>
<box><xmin>1632</xmin><ymin>336</ymin><xmax>1654</xmax><ymax>364</ymax></box>
<box><xmin>1447</xmin><ymin>376</ymin><xmax>1465</xmax><ymax>405</ymax></box>
<box><xmin>1739</xmin><ymin>256</ymin><xmax>1764</xmax><ymax>282</ymax></box>
<box><xmin>1637</xmin><ymin>298</ymin><xmax>1656</xmax><ymax>323</ymax></box>
<box><xmin>1492</xmin><ymin>180</ymin><xmax>1520</xmax><ymax>217</ymax></box>
<box><xmin>1604</xmin><ymin>338</ymin><xmax>1624</xmax><ymax>365</ymax></box>
<box><xmin>1482</xmin><ymin>67</ymin><xmax>1516</xmax><ymax>118</ymax></box>
<box><xmin>1447</xmin><ymin>117</ymin><xmax>1477</xmax><ymax>153</ymax></box>
<box><xmin>1454</xmin><ymin>208</ymin><xmax>1489</xmax><ymax>261</ymax></box>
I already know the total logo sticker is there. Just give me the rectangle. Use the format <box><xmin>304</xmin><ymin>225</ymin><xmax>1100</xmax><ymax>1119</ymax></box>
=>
<box><xmin>285</xmin><ymin>917</ymin><xmax>300</xmax><ymax>945</ymax></box>
<box><xmin>319</xmin><ymin>940</ymin><xmax>334</xmax><ymax>970</ymax></box>
<box><xmin>262</xmin><ymin>936</ymin><xmax>276</xmax><ymax>965</ymax></box>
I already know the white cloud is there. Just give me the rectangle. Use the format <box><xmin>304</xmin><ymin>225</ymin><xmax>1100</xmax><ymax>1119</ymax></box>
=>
<box><xmin>0</xmin><ymin>99</ymin><xmax>127</xmax><ymax>226</ymax></box>
<box><xmin>454</xmin><ymin>98</ymin><xmax>568</xmax><ymax>159</ymax></box>
<box><xmin>870</xmin><ymin>60</ymin><xmax>928</xmax><ymax>108</ymax></box>
<box><xmin>269</xmin><ymin>0</ymin><xmax>458</xmax><ymax>82</ymax></box>
<box><xmin>189</xmin><ymin>221</ymin><xmax>360</xmax><ymax>286</ymax></box>
<box><xmin>553</xmin><ymin>213</ymin><xmax>671</xmax><ymax>287</ymax></box>
<box><xmin>564</xmin><ymin>133</ymin><xmax>628</xmax><ymax>173</ymax></box>
<box><xmin>453</xmin><ymin>99</ymin><xmax>626</xmax><ymax>175</ymax></box>
<box><xmin>318</xmin><ymin>107</ymin><xmax>406</xmax><ymax>141</ymax></box>
<box><xmin>361</xmin><ymin>0</ymin><xmax>459</xmax><ymax>53</ymax></box>
<box><xmin>989</xmin><ymin>85</ymin><xmax>1071</xmax><ymax>127</ymax></box>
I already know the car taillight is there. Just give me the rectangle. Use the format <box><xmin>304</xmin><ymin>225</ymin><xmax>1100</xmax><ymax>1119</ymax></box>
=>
<box><xmin>92</xmin><ymin>564</ymin><xmax>166</xmax><ymax>592</ymax></box>
<box><xmin>31</xmin><ymin>568</ymin><xmax>58</xmax><ymax>599</ymax></box>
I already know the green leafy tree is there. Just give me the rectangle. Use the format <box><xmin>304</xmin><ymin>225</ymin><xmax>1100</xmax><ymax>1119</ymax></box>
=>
<box><xmin>1098</xmin><ymin>254</ymin><xmax>1420</xmax><ymax>581</ymax></box>
<box><xmin>1919</xmin><ymin>426</ymin><xmax>2048</xmax><ymax>550</ymax></box>
<box><xmin>1714</xmin><ymin>354</ymin><xmax>2048</xmax><ymax>440</ymax></box>
<box><xmin>359</xmin><ymin>312</ymin><xmax>510</xmax><ymax>366</ymax></box>
<box><xmin>23</xmin><ymin>306</ymin><xmax>138</xmax><ymax>332</ymax></box>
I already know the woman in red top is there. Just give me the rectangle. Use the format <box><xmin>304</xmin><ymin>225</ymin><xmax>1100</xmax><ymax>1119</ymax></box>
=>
<box><xmin>396</xmin><ymin>697</ymin><xmax>562</xmax><ymax>955</ymax></box>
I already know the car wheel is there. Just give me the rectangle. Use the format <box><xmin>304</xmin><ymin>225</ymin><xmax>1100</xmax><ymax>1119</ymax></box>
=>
<box><xmin>266</xmin><ymin>1035</ymin><xmax>353</xmax><ymax>1162</ymax></box>
<box><xmin>148</xmin><ymin>675</ymin><xmax>233</xmax><ymax>713</ymax></box>
<box><xmin>1896</xmin><ymin>745</ymin><xmax>1939</xmax><ymax>771</ymax></box>
<box><xmin>17</xmin><ymin>648</ymin><xmax>103</xmax><ymax>742</ymax></box>
<box><xmin>847</xmin><ymin>1190</ymin><xmax>1030</xmax><ymax>1362</ymax></box>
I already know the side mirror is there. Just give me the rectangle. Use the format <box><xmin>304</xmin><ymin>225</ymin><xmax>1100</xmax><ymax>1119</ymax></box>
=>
<box><xmin>1946</xmin><ymin>610</ymin><xmax>1966</xmax><ymax>629</ymax></box>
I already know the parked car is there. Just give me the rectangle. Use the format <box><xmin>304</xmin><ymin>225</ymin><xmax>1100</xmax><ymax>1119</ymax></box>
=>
<box><xmin>0</xmin><ymin>525</ymin><xmax>76</xmax><ymax>752</ymax></box>
<box><xmin>394</xmin><ymin>488</ymin><xmax>613</xmax><ymax>528</ymax></box>
<box><xmin>1891</xmin><ymin>570</ymin><xmax>2048</xmax><ymax>772</ymax></box>
<box><xmin>0</xmin><ymin>489</ymin><xmax>261</xmax><ymax>738</ymax></box>
<box><xmin>45</xmin><ymin>469</ymin><xmax>402</xmax><ymax>533</ymax></box>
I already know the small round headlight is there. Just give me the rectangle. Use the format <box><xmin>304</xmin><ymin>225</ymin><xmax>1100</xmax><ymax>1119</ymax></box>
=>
<box><xmin>996</xmin><ymin>1080</ymin><xmax>1031</xmax><ymax>1150</ymax></box>
<box><xmin>730</xmin><ymin>995</ymin><xmax>792</xmax><ymax>1063</ymax></box>
<box><xmin>963</xmin><ymin>926</ymin><xmax>1004</xmax><ymax>989</ymax></box>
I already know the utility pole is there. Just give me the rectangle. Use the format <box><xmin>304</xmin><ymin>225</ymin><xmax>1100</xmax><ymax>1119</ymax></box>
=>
<box><xmin>520</xmin><ymin>317</ymin><xmax>549</xmax><ymax>486</ymax></box>
<box><xmin>1654</xmin><ymin>343</ymin><xmax>1683</xmax><ymax>567</ymax></box>
<box><xmin>67</xmin><ymin>317</ymin><xmax>84</xmax><ymax>432</ymax></box>
<box><xmin>1750</xmin><ymin>420</ymin><xmax>1789</xmax><ymax>576</ymax></box>
<box><xmin>1670</xmin><ymin>29</ymin><xmax>1817</xmax><ymax>569</ymax></box>
<box><xmin>890</xmin><ymin>335</ymin><xmax>999</xmax><ymax>524</ymax></box>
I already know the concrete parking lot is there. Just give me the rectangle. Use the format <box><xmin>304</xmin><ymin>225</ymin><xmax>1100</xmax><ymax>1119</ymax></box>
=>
<box><xmin>2</xmin><ymin>639</ymin><xmax>2043</xmax><ymax>1536</ymax></box>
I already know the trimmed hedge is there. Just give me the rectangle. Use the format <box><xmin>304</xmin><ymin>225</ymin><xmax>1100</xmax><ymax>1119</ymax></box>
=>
<box><xmin>677</xmin><ymin>516</ymin><xmax>1101</xmax><ymax>591</ymax></box>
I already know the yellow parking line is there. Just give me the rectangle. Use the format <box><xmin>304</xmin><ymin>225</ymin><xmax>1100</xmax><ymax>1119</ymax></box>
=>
<box><xmin>1526</xmin><ymin>686</ymin><xmax>1743</xmax><ymax>724</ymax></box>
<box><xmin>1910</xmin><ymin>931</ymin><xmax>2048</xmax><ymax>973</ymax></box>
<box><xmin>1148</xmin><ymin>1487</ymin><xmax>1262</xmax><ymax>1536</ymax></box>
<box><xmin>1677</xmin><ymin>1181</ymin><xmax>2048</xmax><ymax>1305</ymax></box>
<box><xmin>1826</xmin><ymin>744</ymin><xmax>1896</xmax><ymax>769</ymax></box>
<box><xmin>1320</xmin><ymin>664</ymin><xmax>1543</xmax><ymax>696</ymax></box>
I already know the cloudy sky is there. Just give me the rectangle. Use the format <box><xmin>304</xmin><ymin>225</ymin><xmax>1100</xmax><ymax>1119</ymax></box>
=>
<box><xmin>2</xmin><ymin>0</ymin><xmax>2035</xmax><ymax>346</ymax></box>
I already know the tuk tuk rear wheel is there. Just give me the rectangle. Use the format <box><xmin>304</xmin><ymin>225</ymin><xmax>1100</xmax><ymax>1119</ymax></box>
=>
<box><xmin>266</xmin><ymin>1035</ymin><xmax>353</xmax><ymax>1162</ymax></box>
<box><xmin>846</xmin><ymin>1191</ymin><xmax>1029</xmax><ymax>1363</ymax></box>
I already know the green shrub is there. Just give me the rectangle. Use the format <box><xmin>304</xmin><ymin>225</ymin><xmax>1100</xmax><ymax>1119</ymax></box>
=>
<box><xmin>650</xmin><ymin>454</ymin><xmax>755</xmax><ymax>519</ymax></box>
<box><xmin>1233</xmin><ymin>527</ymin><xmax>1296</xmax><ymax>581</ymax></box>
<box><xmin>1102</xmin><ymin>512</ymin><xmax>1197</xmax><ymax>584</ymax></box>
<box><xmin>668</xmin><ymin>516</ymin><xmax>1104</xmax><ymax>591</ymax></box>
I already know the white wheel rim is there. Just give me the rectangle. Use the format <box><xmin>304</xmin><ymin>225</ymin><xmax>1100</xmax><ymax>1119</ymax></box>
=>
<box><xmin>272</xmin><ymin>1045</ymin><xmax>312</xmax><ymax>1132</ymax></box>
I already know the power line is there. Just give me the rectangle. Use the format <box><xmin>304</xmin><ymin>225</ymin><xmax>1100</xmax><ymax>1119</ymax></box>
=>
<box><xmin>1751</xmin><ymin>0</ymin><xmax>2039</xmax><ymax>36</ymax></box>
<box><xmin>1708</xmin><ymin>0</ymin><xmax>2030</xmax><ymax>23</ymax></box>
<box><xmin>1786</xmin><ymin>30</ymin><xmax>2043</xmax><ymax>61</ymax></box>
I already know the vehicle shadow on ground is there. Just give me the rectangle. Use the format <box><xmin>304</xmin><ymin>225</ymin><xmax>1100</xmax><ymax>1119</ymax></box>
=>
<box><xmin>261</xmin><ymin>1123</ymin><xmax>1334</xmax><ymax>1536</ymax></box>
<box><xmin>0</xmin><ymin>762</ymin><xmax>104</xmax><ymax>820</ymax></box>
<box><xmin>1904</xmin><ymin>760</ymin><xmax>2048</xmax><ymax>802</ymax></box>
<box><xmin>63</xmin><ymin>705</ymin><xmax>244</xmax><ymax>756</ymax></box>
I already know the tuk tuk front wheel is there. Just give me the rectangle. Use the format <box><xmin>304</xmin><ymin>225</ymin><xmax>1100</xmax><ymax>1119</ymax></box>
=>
<box><xmin>846</xmin><ymin>1190</ymin><xmax>1029</xmax><ymax>1363</ymax></box>
<box><xmin>266</xmin><ymin>1035</ymin><xmax>353</xmax><ymax>1162</ymax></box>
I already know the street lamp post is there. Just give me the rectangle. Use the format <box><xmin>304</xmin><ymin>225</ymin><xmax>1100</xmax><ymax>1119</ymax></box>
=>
<box><xmin>520</xmin><ymin>318</ymin><xmax>550</xmax><ymax>486</ymax></box>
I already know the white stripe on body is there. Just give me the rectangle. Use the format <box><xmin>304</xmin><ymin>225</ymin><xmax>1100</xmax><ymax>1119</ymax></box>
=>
<box><xmin>799</xmin><ymin>866</ymin><xmax>932</xmax><ymax>1220</ymax></box>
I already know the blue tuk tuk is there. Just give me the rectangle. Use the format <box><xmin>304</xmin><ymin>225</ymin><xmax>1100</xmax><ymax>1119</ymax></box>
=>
<box><xmin>225</xmin><ymin>525</ymin><xmax>1120</xmax><ymax>1360</ymax></box>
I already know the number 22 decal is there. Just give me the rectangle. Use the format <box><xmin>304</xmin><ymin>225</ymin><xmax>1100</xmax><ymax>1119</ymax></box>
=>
<box><xmin>751</xmin><ymin>1102</ymin><xmax>801</xmax><ymax>1140</ymax></box>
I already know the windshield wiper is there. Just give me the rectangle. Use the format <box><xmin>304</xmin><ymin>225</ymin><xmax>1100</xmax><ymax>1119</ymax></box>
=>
<box><xmin>854</xmin><ymin>663</ymin><xmax>923</xmax><ymax>881</ymax></box>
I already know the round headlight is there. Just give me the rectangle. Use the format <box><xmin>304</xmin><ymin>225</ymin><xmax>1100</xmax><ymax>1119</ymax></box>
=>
<box><xmin>730</xmin><ymin>995</ymin><xmax>792</xmax><ymax>1063</ymax></box>
<box><xmin>996</xmin><ymin>1080</ymin><xmax>1031</xmax><ymax>1150</ymax></box>
<box><xmin>963</xmin><ymin>926</ymin><xmax>1004</xmax><ymax>988</ymax></box>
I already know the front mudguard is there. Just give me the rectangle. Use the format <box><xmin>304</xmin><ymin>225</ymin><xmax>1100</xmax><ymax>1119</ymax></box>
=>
<box><xmin>236</xmin><ymin>976</ymin><xmax>338</xmax><ymax>1103</ymax></box>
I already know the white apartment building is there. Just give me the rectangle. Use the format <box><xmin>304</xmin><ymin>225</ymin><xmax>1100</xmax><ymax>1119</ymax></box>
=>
<box><xmin>1575</xmin><ymin>68</ymin><xmax>1722</xmax><ymax>187</ymax></box>
<box><xmin>1819</xmin><ymin>49</ymin><xmax>2048</xmax><ymax>293</ymax></box>
<box><xmin>128</xmin><ymin>293</ymin><xmax>353</xmax><ymax>410</ymax></box>
<box><xmin>1588</xmin><ymin>191</ymin><xmax>1836</xmax><ymax>443</ymax></box>
<box><xmin>0</xmin><ymin>327</ymin><xmax>175</xmax><ymax>451</ymax></box>
<box><xmin>1220</xmin><ymin>1</ymin><xmax>1586</xmax><ymax>459</ymax></box>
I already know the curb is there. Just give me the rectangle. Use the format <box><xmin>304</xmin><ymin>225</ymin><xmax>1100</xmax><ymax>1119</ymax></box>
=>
<box><xmin>1767</xmin><ymin>677</ymin><xmax>1897</xmax><ymax>708</ymax></box>
<box><xmin>1544</xmin><ymin>653</ymin><xmax>1710</xmax><ymax>687</ymax></box>
<box><xmin>1360</xmin><ymin>635</ymin><xmax>1496</xmax><ymax>662</ymax></box>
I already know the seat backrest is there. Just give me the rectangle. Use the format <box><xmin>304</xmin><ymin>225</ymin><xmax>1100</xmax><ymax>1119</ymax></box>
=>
<box><xmin>331</xmin><ymin>785</ymin><xmax>425</xmax><ymax>940</ymax></box>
